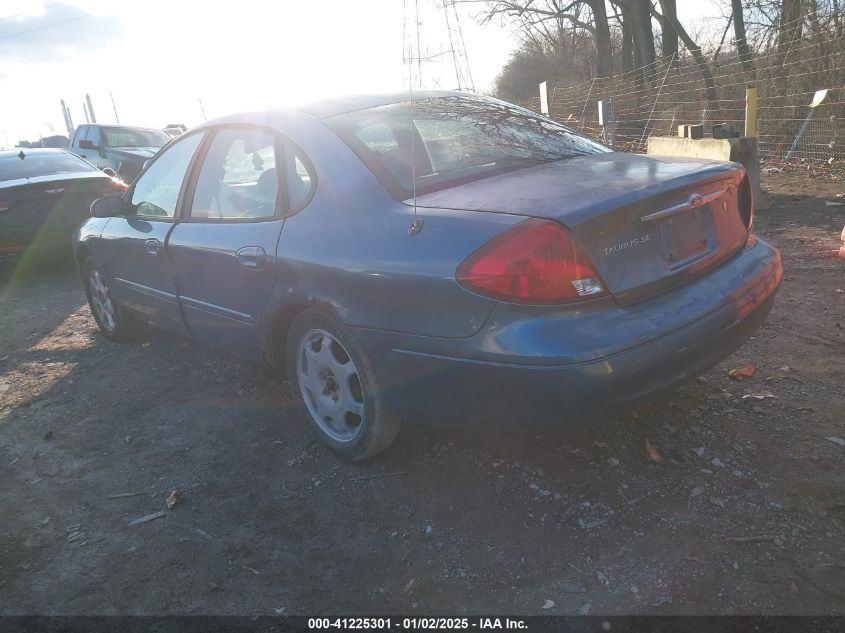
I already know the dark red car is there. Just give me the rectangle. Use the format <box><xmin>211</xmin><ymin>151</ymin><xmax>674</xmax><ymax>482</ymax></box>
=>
<box><xmin>0</xmin><ymin>148</ymin><xmax>127</xmax><ymax>268</ymax></box>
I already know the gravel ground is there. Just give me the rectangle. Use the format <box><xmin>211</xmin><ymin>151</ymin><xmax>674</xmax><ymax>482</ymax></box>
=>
<box><xmin>0</xmin><ymin>173</ymin><xmax>843</xmax><ymax>615</ymax></box>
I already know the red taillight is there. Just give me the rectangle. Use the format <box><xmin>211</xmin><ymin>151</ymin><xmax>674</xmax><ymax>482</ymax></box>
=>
<box><xmin>456</xmin><ymin>219</ymin><xmax>606</xmax><ymax>304</ymax></box>
<box><xmin>111</xmin><ymin>177</ymin><xmax>129</xmax><ymax>192</ymax></box>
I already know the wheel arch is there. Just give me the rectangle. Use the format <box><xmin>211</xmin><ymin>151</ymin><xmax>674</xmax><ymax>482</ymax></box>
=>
<box><xmin>263</xmin><ymin>299</ymin><xmax>339</xmax><ymax>376</ymax></box>
<box><xmin>74</xmin><ymin>243</ymin><xmax>93</xmax><ymax>274</ymax></box>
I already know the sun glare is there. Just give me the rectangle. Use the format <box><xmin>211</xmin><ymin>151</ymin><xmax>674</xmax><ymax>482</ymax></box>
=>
<box><xmin>1</xmin><ymin>0</ymin><xmax>512</xmax><ymax>143</ymax></box>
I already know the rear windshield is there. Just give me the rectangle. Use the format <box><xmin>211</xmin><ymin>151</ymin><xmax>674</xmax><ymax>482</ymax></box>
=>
<box><xmin>327</xmin><ymin>95</ymin><xmax>609</xmax><ymax>198</ymax></box>
<box><xmin>0</xmin><ymin>152</ymin><xmax>96</xmax><ymax>182</ymax></box>
<box><xmin>102</xmin><ymin>127</ymin><xmax>170</xmax><ymax>149</ymax></box>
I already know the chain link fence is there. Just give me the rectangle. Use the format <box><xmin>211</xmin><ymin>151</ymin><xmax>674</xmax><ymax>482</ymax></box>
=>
<box><xmin>525</xmin><ymin>25</ymin><xmax>844</xmax><ymax>172</ymax></box>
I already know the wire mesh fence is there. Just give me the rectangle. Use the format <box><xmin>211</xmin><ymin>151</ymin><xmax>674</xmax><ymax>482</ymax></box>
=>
<box><xmin>524</xmin><ymin>20</ymin><xmax>844</xmax><ymax>172</ymax></box>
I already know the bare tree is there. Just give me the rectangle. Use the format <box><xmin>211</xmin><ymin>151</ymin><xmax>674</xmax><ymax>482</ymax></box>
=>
<box><xmin>777</xmin><ymin>0</ymin><xmax>804</xmax><ymax>63</ymax></box>
<box><xmin>732</xmin><ymin>0</ymin><xmax>755</xmax><ymax>72</ymax></box>
<box><xmin>653</xmin><ymin>0</ymin><xmax>718</xmax><ymax>103</ymax></box>
<box><xmin>469</xmin><ymin>1</ymin><xmax>614</xmax><ymax>78</ymax></box>
<box><xmin>611</xmin><ymin>1</ymin><xmax>635</xmax><ymax>72</ymax></box>
<box><xmin>584</xmin><ymin>0</ymin><xmax>613</xmax><ymax>76</ymax></box>
<box><xmin>627</xmin><ymin>0</ymin><xmax>657</xmax><ymax>73</ymax></box>
<box><xmin>659</xmin><ymin>0</ymin><xmax>679</xmax><ymax>59</ymax></box>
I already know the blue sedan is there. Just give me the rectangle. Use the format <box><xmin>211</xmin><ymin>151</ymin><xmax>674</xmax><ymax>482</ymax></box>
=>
<box><xmin>73</xmin><ymin>92</ymin><xmax>782</xmax><ymax>460</ymax></box>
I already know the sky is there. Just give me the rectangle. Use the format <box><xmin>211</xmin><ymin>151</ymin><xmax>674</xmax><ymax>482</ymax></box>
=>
<box><xmin>0</xmin><ymin>0</ymin><xmax>723</xmax><ymax>147</ymax></box>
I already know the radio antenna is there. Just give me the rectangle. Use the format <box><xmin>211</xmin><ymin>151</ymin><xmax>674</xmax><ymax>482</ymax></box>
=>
<box><xmin>407</xmin><ymin>0</ymin><xmax>424</xmax><ymax>236</ymax></box>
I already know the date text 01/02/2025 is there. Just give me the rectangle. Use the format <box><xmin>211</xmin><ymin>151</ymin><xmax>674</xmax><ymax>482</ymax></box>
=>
<box><xmin>307</xmin><ymin>618</ymin><xmax>529</xmax><ymax>630</ymax></box>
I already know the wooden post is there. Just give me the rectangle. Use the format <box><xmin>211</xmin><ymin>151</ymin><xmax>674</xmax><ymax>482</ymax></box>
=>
<box><xmin>539</xmin><ymin>81</ymin><xmax>549</xmax><ymax>116</ymax></box>
<box><xmin>744</xmin><ymin>87</ymin><xmax>758</xmax><ymax>138</ymax></box>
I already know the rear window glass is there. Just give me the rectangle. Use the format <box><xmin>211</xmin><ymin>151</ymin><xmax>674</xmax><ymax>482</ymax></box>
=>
<box><xmin>327</xmin><ymin>95</ymin><xmax>609</xmax><ymax>198</ymax></box>
<box><xmin>0</xmin><ymin>152</ymin><xmax>96</xmax><ymax>182</ymax></box>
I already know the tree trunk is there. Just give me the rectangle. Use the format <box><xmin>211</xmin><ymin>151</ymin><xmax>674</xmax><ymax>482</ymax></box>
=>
<box><xmin>585</xmin><ymin>0</ymin><xmax>613</xmax><ymax>77</ymax></box>
<box><xmin>619</xmin><ymin>1</ymin><xmax>634</xmax><ymax>73</ymax></box>
<box><xmin>655</xmin><ymin>0</ymin><xmax>717</xmax><ymax>104</ymax></box>
<box><xmin>659</xmin><ymin>0</ymin><xmax>679</xmax><ymax>61</ymax></box>
<box><xmin>630</xmin><ymin>0</ymin><xmax>656</xmax><ymax>79</ymax></box>
<box><xmin>731</xmin><ymin>0</ymin><xmax>754</xmax><ymax>73</ymax></box>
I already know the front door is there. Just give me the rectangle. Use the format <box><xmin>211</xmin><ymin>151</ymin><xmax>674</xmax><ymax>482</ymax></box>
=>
<box><xmin>167</xmin><ymin>126</ymin><xmax>286</xmax><ymax>358</ymax></box>
<box><xmin>99</xmin><ymin>131</ymin><xmax>205</xmax><ymax>335</ymax></box>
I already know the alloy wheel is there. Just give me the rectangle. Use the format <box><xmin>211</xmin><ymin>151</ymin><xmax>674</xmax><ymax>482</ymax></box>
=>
<box><xmin>88</xmin><ymin>269</ymin><xmax>116</xmax><ymax>333</ymax></box>
<box><xmin>296</xmin><ymin>328</ymin><xmax>365</xmax><ymax>442</ymax></box>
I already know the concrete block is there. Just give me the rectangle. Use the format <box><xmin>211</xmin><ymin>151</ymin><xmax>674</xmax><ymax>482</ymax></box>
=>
<box><xmin>646</xmin><ymin>136</ymin><xmax>769</xmax><ymax>210</ymax></box>
<box><xmin>687</xmin><ymin>124</ymin><xmax>704</xmax><ymax>139</ymax></box>
<box><xmin>712</xmin><ymin>123</ymin><xmax>740</xmax><ymax>139</ymax></box>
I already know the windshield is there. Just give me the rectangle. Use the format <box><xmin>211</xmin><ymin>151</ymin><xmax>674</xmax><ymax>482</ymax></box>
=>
<box><xmin>102</xmin><ymin>127</ymin><xmax>170</xmax><ymax>149</ymax></box>
<box><xmin>0</xmin><ymin>151</ymin><xmax>96</xmax><ymax>182</ymax></box>
<box><xmin>327</xmin><ymin>95</ymin><xmax>610</xmax><ymax>198</ymax></box>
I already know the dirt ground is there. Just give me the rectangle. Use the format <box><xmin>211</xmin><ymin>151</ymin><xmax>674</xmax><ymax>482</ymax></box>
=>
<box><xmin>0</xmin><ymin>173</ymin><xmax>843</xmax><ymax>616</ymax></box>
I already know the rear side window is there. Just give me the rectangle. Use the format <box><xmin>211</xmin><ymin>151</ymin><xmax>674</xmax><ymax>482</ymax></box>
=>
<box><xmin>130</xmin><ymin>132</ymin><xmax>204</xmax><ymax>218</ymax></box>
<box><xmin>0</xmin><ymin>152</ymin><xmax>97</xmax><ymax>182</ymax></box>
<box><xmin>190</xmin><ymin>127</ymin><xmax>279</xmax><ymax>220</ymax></box>
<box><xmin>284</xmin><ymin>150</ymin><xmax>314</xmax><ymax>212</ymax></box>
<box><xmin>189</xmin><ymin>127</ymin><xmax>315</xmax><ymax>220</ymax></box>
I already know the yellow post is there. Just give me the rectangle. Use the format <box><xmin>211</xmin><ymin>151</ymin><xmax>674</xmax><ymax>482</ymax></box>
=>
<box><xmin>745</xmin><ymin>87</ymin><xmax>758</xmax><ymax>138</ymax></box>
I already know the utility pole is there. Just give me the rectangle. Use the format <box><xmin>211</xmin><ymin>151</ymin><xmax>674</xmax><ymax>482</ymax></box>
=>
<box><xmin>86</xmin><ymin>93</ymin><xmax>97</xmax><ymax>123</ymax></box>
<box><xmin>110</xmin><ymin>91</ymin><xmax>120</xmax><ymax>124</ymax></box>
<box><xmin>83</xmin><ymin>102</ymin><xmax>90</xmax><ymax>124</ymax></box>
<box><xmin>441</xmin><ymin>0</ymin><xmax>475</xmax><ymax>92</ymax></box>
<box><xmin>198</xmin><ymin>98</ymin><xmax>207</xmax><ymax>121</ymax></box>
<box><xmin>60</xmin><ymin>99</ymin><xmax>74</xmax><ymax>135</ymax></box>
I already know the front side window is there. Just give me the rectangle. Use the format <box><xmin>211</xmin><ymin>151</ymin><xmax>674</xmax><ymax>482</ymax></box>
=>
<box><xmin>72</xmin><ymin>125</ymin><xmax>88</xmax><ymax>147</ymax></box>
<box><xmin>190</xmin><ymin>127</ymin><xmax>279</xmax><ymax>220</ymax></box>
<box><xmin>102</xmin><ymin>127</ymin><xmax>170</xmax><ymax>149</ymax></box>
<box><xmin>328</xmin><ymin>95</ymin><xmax>609</xmax><ymax>198</ymax></box>
<box><xmin>130</xmin><ymin>132</ymin><xmax>204</xmax><ymax>218</ymax></box>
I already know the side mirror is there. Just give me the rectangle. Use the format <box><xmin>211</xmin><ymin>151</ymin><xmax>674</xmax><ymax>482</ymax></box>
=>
<box><xmin>91</xmin><ymin>195</ymin><xmax>127</xmax><ymax>218</ymax></box>
<box><xmin>78</xmin><ymin>140</ymin><xmax>96</xmax><ymax>150</ymax></box>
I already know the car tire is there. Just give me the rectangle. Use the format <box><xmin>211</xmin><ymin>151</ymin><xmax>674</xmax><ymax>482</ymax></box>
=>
<box><xmin>286</xmin><ymin>309</ymin><xmax>401</xmax><ymax>461</ymax></box>
<box><xmin>82</xmin><ymin>257</ymin><xmax>138</xmax><ymax>342</ymax></box>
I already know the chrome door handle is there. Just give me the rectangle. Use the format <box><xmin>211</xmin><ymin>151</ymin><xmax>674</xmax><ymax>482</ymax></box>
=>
<box><xmin>144</xmin><ymin>239</ymin><xmax>161</xmax><ymax>255</ymax></box>
<box><xmin>236</xmin><ymin>246</ymin><xmax>266</xmax><ymax>268</ymax></box>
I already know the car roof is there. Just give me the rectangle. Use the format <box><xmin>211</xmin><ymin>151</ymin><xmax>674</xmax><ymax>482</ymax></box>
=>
<box><xmin>87</xmin><ymin>124</ymin><xmax>163</xmax><ymax>132</ymax></box>
<box><xmin>0</xmin><ymin>148</ymin><xmax>69</xmax><ymax>158</ymax></box>
<box><xmin>195</xmin><ymin>91</ymin><xmax>494</xmax><ymax>132</ymax></box>
<box><xmin>296</xmin><ymin>90</ymin><xmax>472</xmax><ymax>119</ymax></box>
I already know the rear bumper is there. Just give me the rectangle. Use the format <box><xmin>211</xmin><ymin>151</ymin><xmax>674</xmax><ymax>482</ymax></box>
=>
<box><xmin>349</xmin><ymin>236</ymin><xmax>782</xmax><ymax>427</ymax></box>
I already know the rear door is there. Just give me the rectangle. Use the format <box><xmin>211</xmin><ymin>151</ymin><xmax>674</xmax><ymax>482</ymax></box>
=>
<box><xmin>167</xmin><ymin>125</ymin><xmax>299</xmax><ymax>358</ymax></box>
<box><xmin>83</xmin><ymin>126</ymin><xmax>109</xmax><ymax>170</ymax></box>
<box><xmin>98</xmin><ymin>131</ymin><xmax>205</xmax><ymax>335</ymax></box>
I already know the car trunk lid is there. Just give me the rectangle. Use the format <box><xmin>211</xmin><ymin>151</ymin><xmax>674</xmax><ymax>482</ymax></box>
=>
<box><xmin>411</xmin><ymin>152</ymin><xmax>751</xmax><ymax>305</ymax></box>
